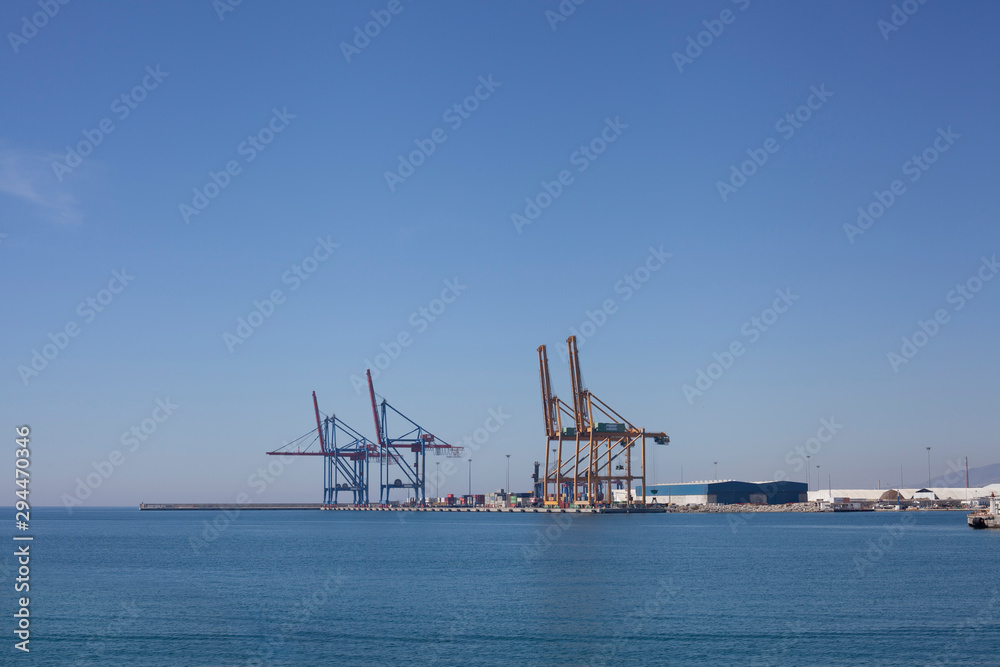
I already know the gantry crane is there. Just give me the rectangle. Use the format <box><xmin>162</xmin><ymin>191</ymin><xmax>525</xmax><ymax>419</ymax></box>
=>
<box><xmin>538</xmin><ymin>336</ymin><xmax>668</xmax><ymax>507</ymax></box>
<box><xmin>266</xmin><ymin>391</ymin><xmax>375</xmax><ymax>506</ymax></box>
<box><xmin>366</xmin><ymin>370</ymin><xmax>463</xmax><ymax>504</ymax></box>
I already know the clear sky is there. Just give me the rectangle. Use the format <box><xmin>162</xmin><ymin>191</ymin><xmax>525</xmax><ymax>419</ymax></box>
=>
<box><xmin>3</xmin><ymin>1</ymin><xmax>998</xmax><ymax>506</ymax></box>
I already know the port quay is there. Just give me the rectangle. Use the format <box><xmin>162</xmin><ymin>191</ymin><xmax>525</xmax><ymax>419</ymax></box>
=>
<box><xmin>138</xmin><ymin>503</ymin><xmax>666</xmax><ymax>514</ymax></box>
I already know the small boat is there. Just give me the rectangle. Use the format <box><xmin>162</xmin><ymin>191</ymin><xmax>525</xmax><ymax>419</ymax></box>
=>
<box><xmin>968</xmin><ymin>494</ymin><xmax>999</xmax><ymax>529</ymax></box>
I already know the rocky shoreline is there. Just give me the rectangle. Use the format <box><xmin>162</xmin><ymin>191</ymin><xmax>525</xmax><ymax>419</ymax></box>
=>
<box><xmin>659</xmin><ymin>502</ymin><xmax>970</xmax><ymax>513</ymax></box>
<box><xmin>662</xmin><ymin>502</ymin><xmax>825</xmax><ymax>513</ymax></box>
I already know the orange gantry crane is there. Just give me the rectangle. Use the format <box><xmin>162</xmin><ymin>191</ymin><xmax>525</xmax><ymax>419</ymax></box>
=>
<box><xmin>538</xmin><ymin>336</ymin><xmax>668</xmax><ymax>507</ymax></box>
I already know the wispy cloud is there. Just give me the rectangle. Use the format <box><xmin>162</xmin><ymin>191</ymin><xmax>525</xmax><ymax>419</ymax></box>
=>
<box><xmin>0</xmin><ymin>147</ymin><xmax>83</xmax><ymax>224</ymax></box>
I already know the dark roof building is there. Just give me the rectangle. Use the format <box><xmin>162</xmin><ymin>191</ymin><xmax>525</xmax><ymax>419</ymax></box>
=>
<box><xmin>635</xmin><ymin>480</ymin><xmax>808</xmax><ymax>505</ymax></box>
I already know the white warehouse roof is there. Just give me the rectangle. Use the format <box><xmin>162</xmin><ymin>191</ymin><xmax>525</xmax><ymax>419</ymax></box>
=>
<box><xmin>808</xmin><ymin>484</ymin><xmax>1000</xmax><ymax>502</ymax></box>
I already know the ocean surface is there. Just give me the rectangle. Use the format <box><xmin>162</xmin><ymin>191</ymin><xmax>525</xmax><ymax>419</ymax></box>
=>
<box><xmin>8</xmin><ymin>508</ymin><xmax>999</xmax><ymax>666</ymax></box>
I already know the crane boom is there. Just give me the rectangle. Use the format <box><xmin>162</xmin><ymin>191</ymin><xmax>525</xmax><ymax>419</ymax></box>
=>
<box><xmin>538</xmin><ymin>345</ymin><xmax>557</xmax><ymax>438</ymax></box>
<box><xmin>567</xmin><ymin>336</ymin><xmax>589</xmax><ymax>432</ymax></box>
<box><xmin>312</xmin><ymin>390</ymin><xmax>326</xmax><ymax>454</ymax></box>
<box><xmin>366</xmin><ymin>370</ymin><xmax>384</xmax><ymax>448</ymax></box>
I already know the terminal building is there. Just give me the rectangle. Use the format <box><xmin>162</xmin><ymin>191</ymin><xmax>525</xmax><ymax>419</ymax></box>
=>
<box><xmin>621</xmin><ymin>480</ymin><xmax>808</xmax><ymax>505</ymax></box>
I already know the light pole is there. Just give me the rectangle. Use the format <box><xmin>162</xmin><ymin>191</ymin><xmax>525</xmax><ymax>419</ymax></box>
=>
<box><xmin>506</xmin><ymin>454</ymin><xmax>511</xmax><ymax>503</ymax></box>
<box><xmin>468</xmin><ymin>458</ymin><xmax>472</xmax><ymax>500</ymax></box>
<box><xmin>435</xmin><ymin>461</ymin><xmax>440</xmax><ymax>501</ymax></box>
<box><xmin>806</xmin><ymin>455</ymin><xmax>811</xmax><ymax>492</ymax></box>
<box><xmin>926</xmin><ymin>447</ymin><xmax>931</xmax><ymax>487</ymax></box>
<box><xmin>714</xmin><ymin>461</ymin><xmax>718</xmax><ymax>480</ymax></box>
<box><xmin>816</xmin><ymin>465</ymin><xmax>821</xmax><ymax>498</ymax></box>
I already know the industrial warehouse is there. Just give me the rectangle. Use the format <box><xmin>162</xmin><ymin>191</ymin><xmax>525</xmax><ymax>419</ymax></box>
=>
<box><xmin>807</xmin><ymin>485</ymin><xmax>1000</xmax><ymax>505</ymax></box>
<box><xmin>618</xmin><ymin>480</ymin><xmax>808</xmax><ymax>506</ymax></box>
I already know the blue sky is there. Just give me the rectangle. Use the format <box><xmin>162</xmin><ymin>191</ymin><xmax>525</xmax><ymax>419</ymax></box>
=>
<box><xmin>3</xmin><ymin>1</ymin><xmax>998</xmax><ymax>506</ymax></box>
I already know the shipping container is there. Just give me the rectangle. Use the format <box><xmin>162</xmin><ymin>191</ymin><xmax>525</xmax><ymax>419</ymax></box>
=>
<box><xmin>596</xmin><ymin>423</ymin><xmax>626</xmax><ymax>433</ymax></box>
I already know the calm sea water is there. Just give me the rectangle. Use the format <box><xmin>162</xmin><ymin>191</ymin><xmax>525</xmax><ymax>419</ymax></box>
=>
<box><xmin>8</xmin><ymin>508</ymin><xmax>998</xmax><ymax>666</ymax></box>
